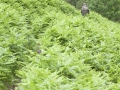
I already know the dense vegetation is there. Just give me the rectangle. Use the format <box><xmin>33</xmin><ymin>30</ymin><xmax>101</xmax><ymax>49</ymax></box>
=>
<box><xmin>65</xmin><ymin>0</ymin><xmax>120</xmax><ymax>22</ymax></box>
<box><xmin>0</xmin><ymin>0</ymin><xmax>120</xmax><ymax>90</ymax></box>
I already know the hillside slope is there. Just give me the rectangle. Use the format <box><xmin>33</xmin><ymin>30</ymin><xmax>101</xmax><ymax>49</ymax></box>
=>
<box><xmin>0</xmin><ymin>0</ymin><xmax>120</xmax><ymax>90</ymax></box>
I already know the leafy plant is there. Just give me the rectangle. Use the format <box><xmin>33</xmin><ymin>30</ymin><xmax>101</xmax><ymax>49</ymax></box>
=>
<box><xmin>0</xmin><ymin>0</ymin><xmax>120</xmax><ymax>90</ymax></box>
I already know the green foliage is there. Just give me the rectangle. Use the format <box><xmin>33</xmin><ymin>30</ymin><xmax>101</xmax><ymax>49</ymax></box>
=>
<box><xmin>89</xmin><ymin>0</ymin><xmax>120</xmax><ymax>22</ymax></box>
<box><xmin>65</xmin><ymin>0</ymin><xmax>120</xmax><ymax>22</ymax></box>
<box><xmin>0</xmin><ymin>0</ymin><xmax>120</xmax><ymax>90</ymax></box>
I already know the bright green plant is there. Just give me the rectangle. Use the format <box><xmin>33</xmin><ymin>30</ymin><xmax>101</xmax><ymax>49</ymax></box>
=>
<box><xmin>0</xmin><ymin>0</ymin><xmax>120</xmax><ymax>90</ymax></box>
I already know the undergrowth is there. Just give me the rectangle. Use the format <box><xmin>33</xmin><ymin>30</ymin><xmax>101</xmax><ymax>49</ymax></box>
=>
<box><xmin>0</xmin><ymin>0</ymin><xmax>120</xmax><ymax>90</ymax></box>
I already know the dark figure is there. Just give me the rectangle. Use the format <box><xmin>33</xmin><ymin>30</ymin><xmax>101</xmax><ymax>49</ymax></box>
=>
<box><xmin>81</xmin><ymin>3</ymin><xmax>89</xmax><ymax>16</ymax></box>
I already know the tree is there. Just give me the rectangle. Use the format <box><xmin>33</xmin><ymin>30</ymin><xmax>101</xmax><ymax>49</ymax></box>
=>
<box><xmin>65</xmin><ymin>0</ymin><xmax>120</xmax><ymax>22</ymax></box>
